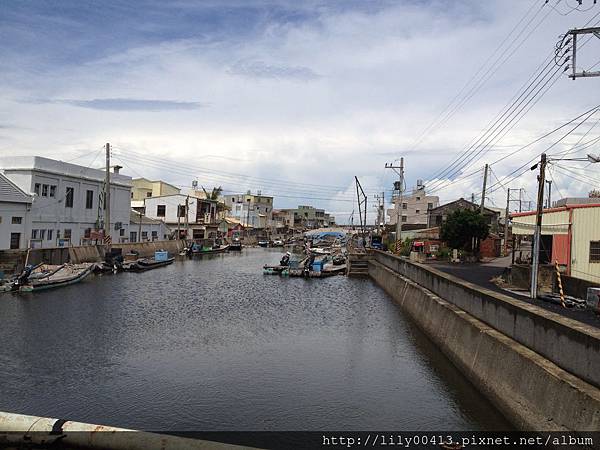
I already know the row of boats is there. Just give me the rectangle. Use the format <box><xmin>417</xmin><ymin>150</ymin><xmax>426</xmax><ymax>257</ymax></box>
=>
<box><xmin>263</xmin><ymin>246</ymin><xmax>348</xmax><ymax>278</ymax></box>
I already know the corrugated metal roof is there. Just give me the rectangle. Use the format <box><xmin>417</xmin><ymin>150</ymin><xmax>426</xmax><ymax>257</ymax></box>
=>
<box><xmin>0</xmin><ymin>172</ymin><xmax>32</xmax><ymax>204</ymax></box>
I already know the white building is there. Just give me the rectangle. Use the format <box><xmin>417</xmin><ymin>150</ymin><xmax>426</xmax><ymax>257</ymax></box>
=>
<box><xmin>0</xmin><ymin>156</ymin><xmax>132</xmax><ymax>247</ymax></box>
<box><xmin>224</xmin><ymin>192</ymin><xmax>273</xmax><ymax>229</ymax></box>
<box><xmin>129</xmin><ymin>211</ymin><xmax>170</xmax><ymax>242</ymax></box>
<box><xmin>144</xmin><ymin>194</ymin><xmax>219</xmax><ymax>239</ymax></box>
<box><xmin>387</xmin><ymin>183</ymin><xmax>439</xmax><ymax>226</ymax></box>
<box><xmin>0</xmin><ymin>173</ymin><xmax>32</xmax><ymax>250</ymax></box>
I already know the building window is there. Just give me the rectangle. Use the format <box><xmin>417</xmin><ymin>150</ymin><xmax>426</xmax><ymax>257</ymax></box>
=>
<box><xmin>63</xmin><ymin>229</ymin><xmax>72</xmax><ymax>239</ymax></box>
<box><xmin>50</xmin><ymin>185</ymin><xmax>56</xmax><ymax>197</ymax></box>
<box><xmin>47</xmin><ymin>230</ymin><xmax>53</xmax><ymax>241</ymax></box>
<box><xmin>416</xmin><ymin>196</ymin><xmax>421</xmax><ymax>201</ymax></box>
<box><xmin>84</xmin><ymin>228</ymin><xmax>91</xmax><ymax>238</ymax></box>
<box><xmin>142</xmin><ymin>231</ymin><xmax>148</xmax><ymax>240</ymax></box>
<box><xmin>157</xmin><ymin>205</ymin><xmax>166</xmax><ymax>217</ymax></box>
<box><xmin>427</xmin><ymin>202</ymin><xmax>433</xmax><ymax>210</ymax></box>
<box><xmin>11</xmin><ymin>217</ymin><xmax>22</xmax><ymax>224</ymax></box>
<box><xmin>590</xmin><ymin>241</ymin><xmax>600</xmax><ymax>263</ymax></box>
<box><xmin>151</xmin><ymin>231</ymin><xmax>158</xmax><ymax>240</ymax></box>
<box><xmin>42</xmin><ymin>184</ymin><xmax>48</xmax><ymax>197</ymax></box>
<box><xmin>40</xmin><ymin>229</ymin><xmax>46</xmax><ymax>240</ymax></box>
<box><xmin>65</xmin><ymin>187</ymin><xmax>74</xmax><ymax>208</ymax></box>
<box><xmin>146</xmin><ymin>192</ymin><xmax>152</xmax><ymax>197</ymax></box>
<box><xmin>86</xmin><ymin>190</ymin><xmax>94</xmax><ymax>209</ymax></box>
<box><xmin>401</xmin><ymin>215</ymin><xmax>407</xmax><ymax>222</ymax></box>
<box><xmin>402</xmin><ymin>203</ymin><xmax>407</xmax><ymax>209</ymax></box>
<box><xmin>34</xmin><ymin>183</ymin><xmax>41</xmax><ymax>195</ymax></box>
<box><xmin>31</xmin><ymin>229</ymin><xmax>38</xmax><ymax>239</ymax></box>
<box><xmin>130</xmin><ymin>231</ymin><xmax>137</xmax><ymax>242</ymax></box>
<box><xmin>131</xmin><ymin>192</ymin><xmax>134</xmax><ymax>199</ymax></box>
<box><xmin>120</xmin><ymin>228</ymin><xmax>125</xmax><ymax>237</ymax></box>
<box><xmin>178</xmin><ymin>205</ymin><xmax>186</xmax><ymax>217</ymax></box>
<box><xmin>416</xmin><ymin>209</ymin><xmax>420</xmax><ymax>214</ymax></box>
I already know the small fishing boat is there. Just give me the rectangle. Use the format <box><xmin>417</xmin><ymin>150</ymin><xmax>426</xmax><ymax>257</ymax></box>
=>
<box><xmin>229</xmin><ymin>238</ymin><xmax>242</xmax><ymax>251</ymax></box>
<box><xmin>258</xmin><ymin>240</ymin><xmax>269</xmax><ymax>248</ymax></box>
<box><xmin>124</xmin><ymin>256</ymin><xmax>174</xmax><ymax>272</ymax></box>
<box><xmin>263</xmin><ymin>265</ymin><xmax>287</xmax><ymax>275</ymax></box>
<box><xmin>271</xmin><ymin>239</ymin><xmax>284</xmax><ymax>247</ymax></box>
<box><xmin>191</xmin><ymin>244</ymin><xmax>230</xmax><ymax>255</ymax></box>
<box><xmin>15</xmin><ymin>263</ymin><xmax>94</xmax><ymax>292</ymax></box>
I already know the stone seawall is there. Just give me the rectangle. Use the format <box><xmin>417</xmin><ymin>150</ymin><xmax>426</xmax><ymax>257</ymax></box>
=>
<box><xmin>369</xmin><ymin>259</ymin><xmax>600</xmax><ymax>431</ymax></box>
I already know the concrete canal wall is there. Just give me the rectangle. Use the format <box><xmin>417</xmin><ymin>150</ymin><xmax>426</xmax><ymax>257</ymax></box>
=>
<box><xmin>368</xmin><ymin>251</ymin><xmax>600</xmax><ymax>431</ymax></box>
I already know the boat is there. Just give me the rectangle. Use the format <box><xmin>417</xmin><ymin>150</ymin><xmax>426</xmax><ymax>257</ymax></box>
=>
<box><xmin>191</xmin><ymin>244</ymin><xmax>230</xmax><ymax>255</ymax></box>
<box><xmin>272</xmin><ymin>239</ymin><xmax>284</xmax><ymax>247</ymax></box>
<box><xmin>15</xmin><ymin>263</ymin><xmax>94</xmax><ymax>292</ymax></box>
<box><xmin>229</xmin><ymin>237</ymin><xmax>243</xmax><ymax>251</ymax></box>
<box><xmin>124</xmin><ymin>256</ymin><xmax>175</xmax><ymax>272</ymax></box>
<box><xmin>258</xmin><ymin>240</ymin><xmax>269</xmax><ymax>248</ymax></box>
<box><xmin>263</xmin><ymin>265</ymin><xmax>287</xmax><ymax>275</ymax></box>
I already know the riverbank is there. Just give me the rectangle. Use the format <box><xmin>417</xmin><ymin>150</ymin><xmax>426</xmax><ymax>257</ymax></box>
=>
<box><xmin>367</xmin><ymin>250</ymin><xmax>600</xmax><ymax>431</ymax></box>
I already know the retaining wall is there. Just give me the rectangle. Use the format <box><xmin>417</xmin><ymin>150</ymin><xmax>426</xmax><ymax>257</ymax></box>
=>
<box><xmin>368</xmin><ymin>259</ymin><xmax>600</xmax><ymax>431</ymax></box>
<box><xmin>372</xmin><ymin>251</ymin><xmax>600</xmax><ymax>389</ymax></box>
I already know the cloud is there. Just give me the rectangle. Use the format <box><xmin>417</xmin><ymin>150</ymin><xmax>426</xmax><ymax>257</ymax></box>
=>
<box><xmin>228</xmin><ymin>60</ymin><xmax>321</xmax><ymax>81</ymax></box>
<box><xmin>47</xmin><ymin>98</ymin><xmax>206</xmax><ymax>111</ymax></box>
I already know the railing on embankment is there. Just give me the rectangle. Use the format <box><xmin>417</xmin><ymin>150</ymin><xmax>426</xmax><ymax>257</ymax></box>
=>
<box><xmin>0</xmin><ymin>411</ymin><xmax>254</xmax><ymax>450</ymax></box>
<box><xmin>366</xmin><ymin>250</ymin><xmax>600</xmax><ymax>431</ymax></box>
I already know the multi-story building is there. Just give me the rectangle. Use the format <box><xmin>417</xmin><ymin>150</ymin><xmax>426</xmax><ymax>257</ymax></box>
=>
<box><xmin>0</xmin><ymin>173</ymin><xmax>32</xmax><ymax>250</ymax></box>
<box><xmin>144</xmin><ymin>193</ymin><xmax>219</xmax><ymax>239</ymax></box>
<box><xmin>387</xmin><ymin>182</ymin><xmax>439</xmax><ymax>226</ymax></box>
<box><xmin>129</xmin><ymin>211</ymin><xmax>170</xmax><ymax>242</ymax></box>
<box><xmin>427</xmin><ymin>198</ymin><xmax>500</xmax><ymax>234</ymax></box>
<box><xmin>0</xmin><ymin>156</ymin><xmax>132</xmax><ymax>247</ymax></box>
<box><xmin>277</xmin><ymin>205</ymin><xmax>333</xmax><ymax>229</ymax></box>
<box><xmin>131</xmin><ymin>178</ymin><xmax>180</xmax><ymax>214</ymax></box>
<box><xmin>224</xmin><ymin>192</ymin><xmax>273</xmax><ymax>229</ymax></box>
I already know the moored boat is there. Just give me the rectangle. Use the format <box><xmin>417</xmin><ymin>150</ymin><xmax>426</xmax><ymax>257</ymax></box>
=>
<box><xmin>15</xmin><ymin>263</ymin><xmax>94</xmax><ymax>292</ymax></box>
<box><xmin>124</xmin><ymin>256</ymin><xmax>175</xmax><ymax>272</ymax></box>
<box><xmin>229</xmin><ymin>238</ymin><xmax>243</xmax><ymax>251</ymax></box>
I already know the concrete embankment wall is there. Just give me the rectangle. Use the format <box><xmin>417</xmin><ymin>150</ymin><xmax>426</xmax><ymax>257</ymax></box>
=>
<box><xmin>369</xmin><ymin>258</ymin><xmax>600</xmax><ymax>431</ymax></box>
<box><xmin>372</xmin><ymin>251</ymin><xmax>600</xmax><ymax>389</ymax></box>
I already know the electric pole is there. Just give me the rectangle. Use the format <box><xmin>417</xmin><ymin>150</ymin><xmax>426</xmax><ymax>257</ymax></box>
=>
<box><xmin>546</xmin><ymin>180</ymin><xmax>552</xmax><ymax>208</ymax></box>
<box><xmin>177</xmin><ymin>205</ymin><xmax>181</xmax><ymax>240</ymax></box>
<box><xmin>374</xmin><ymin>192</ymin><xmax>385</xmax><ymax>233</ymax></box>
<box><xmin>480</xmin><ymin>164</ymin><xmax>488</xmax><ymax>212</ymax></box>
<box><xmin>531</xmin><ymin>153</ymin><xmax>547</xmax><ymax>300</ymax></box>
<box><xmin>185</xmin><ymin>195</ymin><xmax>189</xmax><ymax>241</ymax></box>
<box><xmin>104</xmin><ymin>142</ymin><xmax>111</xmax><ymax>249</ymax></box>
<box><xmin>385</xmin><ymin>158</ymin><xmax>404</xmax><ymax>245</ymax></box>
<box><xmin>504</xmin><ymin>188</ymin><xmax>511</xmax><ymax>257</ymax></box>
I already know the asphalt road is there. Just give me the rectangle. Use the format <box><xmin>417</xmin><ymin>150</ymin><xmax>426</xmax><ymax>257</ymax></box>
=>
<box><xmin>428</xmin><ymin>258</ymin><xmax>600</xmax><ymax>329</ymax></box>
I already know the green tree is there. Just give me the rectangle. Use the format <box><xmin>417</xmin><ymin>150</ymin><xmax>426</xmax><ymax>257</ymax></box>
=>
<box><xmin>440</xmin><ymin>209</ymin><xmax>489</xmax><ymax>251</ymax></box>
<box><xmin>202</xmin><ymin>186</ymin><xmax>223</xmax><ymax>200</ymax></box>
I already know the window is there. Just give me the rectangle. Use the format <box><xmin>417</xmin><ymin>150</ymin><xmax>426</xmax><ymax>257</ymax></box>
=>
<box><xmin>86</xmin><ymin>190</ymin><xmax>94</xmax><ymax>209</ymax></box>
<box><xmin>131</xmin><ymin>192</ymin><xmax>134</xmax><ymax>199</ymax></box>
<box><xmin>232</xmin><ymin>197</ymin><xmax>235</xmax><ymax>202</ymax></box>
<box><xmin>34</xmin><ymin>183</ymin><xmax>41</xmax><ymax>195</ymax></box>
<box><xmin>47</xmin><ymin>230</ymin><xmax>53</xmax><ymax>241</ymax></box>
<box><xmin>130</xmin><ymin>231</ymin><xmax>137</xmax><ymax>242</ymax></box>
<box><xmin>50</xmin><ymin>185</ymin><xmax>56</xmax><ymax>197</ymax></box>
<box><xmin>11</xmin><ymin>217</ymin><xmax>22</xmax><ymax>224</ymax></box>
<box><xmin>146</xmin><ymin>192</ymin><xmax>152</xmax><ymax>197</ymax></box>
<box><xmin>63</xmin><ymin>229</ymin><xmax>72</xmax><ymax>239</ymax></box>
<box><xmin>401</xmin><ymin>215</ymin><xmax>407</xmax><ymax>222</ymax></box>
<box><xmin>590</xmin><ymin>241</ymin><xmax>600</xmax><ymax>263</ymax></box>
<box><xmin>157</xmin><ymin>205</ymin><xmax>166</xmax><ymax>217</ymax></box>
<box><xmin>84</xmin><ymin>228</ymin><xmax>91</xmax><ymax>239</ymax></box>
<box><xmin>31</xmin><ymin>229</ymin><xmax>38</xmax><ymax>239</ymax></box>
<box><xmin>178</xmin><ymin>205</ymin><xmax>186</xmax><ymax>217</ymax></box>
<box><xmin>416</xmin><ymin>209</ymin><xmax>420</xmax><ymax>214</ymax></box>
<box><xmin>416</xmin><ymin>196</ymin><xmax>421</xmax><ymax>201</ymax></box>
<box><xmin>427</xmin><ymin>202</ymin><xmax>433</xmax><ymax>210</ymax></box>
<box><xmin>402</xmin><ymin>203</ymin><xmax>407</xmax><ymax>210</ymax></box>
<box><xmin>39</xmin><ymin>229</ymin><xmax>46</xmax><ymax>240</ymax></box>
<box><xmin>151</xmin><ymin>231</ymin><xmax>158</xmax><ymax>240</ymax></box>
<box><xmin>42</xmin><ymin>184</ymin><xmax>48</xmax><ymax>197</ymax></box>
<box><xmin>65</xmin><ymin>187</ymin><xmax>74</xmax><ymax>208</ymax></box>
<box><xmin>119</xmin><ymin>228</ymin><xmax>125</xmax><ymax>237</ymax></box>
<box><xmin>141</xmin><ymin>231</ymin><xmax>148</xmax><ymax>240</ymax></box>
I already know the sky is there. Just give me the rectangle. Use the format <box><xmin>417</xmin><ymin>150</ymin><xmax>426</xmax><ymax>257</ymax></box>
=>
<box><xmin>1</xmin><ymin>0</ymin><xmax>600</xmax><ymax>223</ymax></box>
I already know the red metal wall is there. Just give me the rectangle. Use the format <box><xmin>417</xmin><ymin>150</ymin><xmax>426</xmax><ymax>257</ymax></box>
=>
<box><xmin>551</xmin><ymin>234</ymin><xmax>569</xmax><ymax>265</ymax></box>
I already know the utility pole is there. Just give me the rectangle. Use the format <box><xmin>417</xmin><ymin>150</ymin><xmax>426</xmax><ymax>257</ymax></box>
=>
<box><xmin>568</xmin><ymin>27</ymin><xmax>600</xmax><ymax>80</ymax></box>
<box><xmin>504</xmin><ymin>188</ymin><xmax>511</xmax><ymax>257</ymax></box>
<box><xmin>374</xmin><ymin>192</ymin><xmax>385</xmax><ymax>233</ymax></box>
<box><xmin>546</xmin><ymin>180</ymin><xmax>552</xmax><ymax>208</ymax></box>
<box><xmin>531</xmin><ymin>153</ymin><xmax>547</xmax><ymax>299</ymax></box>
<box><xmin>104</xmin><ymin>142</ymin><xmax>111</xmax><ymax>249</ymax></box>
<box><xmin>518</xmin><ymin>188</ymin><xmax>522</xmax><ymax>212</ymax></box>
<box><xmin>138</xmin><ymin>210</ymin><xmax>142</xmax><ymax>242</ymax></box>
<box><xmin>480</xmin><ymin>164</ymin><xmax>488</xmax><ymax>212</ymax></box>
<box><xmin>185</xmin><ymin>195</ymin><xmax>189</xmax><ymax>241</ymax></box>
<box><xmin>385</xmin><ymin>158</ymin><xmax>404</xmax><ymax>245</ymax></box>
<box><xmin>177</xmin><ymin>205</ymin><xmax>181</xmax><ymax>240</ymax></box>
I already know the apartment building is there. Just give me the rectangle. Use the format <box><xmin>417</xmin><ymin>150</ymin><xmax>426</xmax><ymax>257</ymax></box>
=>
<box><xmin>387</xmin><ymin>183</ymin><xmax>439</xmax><ymax>226</ymax></box>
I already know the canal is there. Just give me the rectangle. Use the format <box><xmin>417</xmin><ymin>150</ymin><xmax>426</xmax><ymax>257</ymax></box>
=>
<box><xmin>0</xmin><ymin>248</ymin><xmax>510</xmax><ymax>431</ymax></box>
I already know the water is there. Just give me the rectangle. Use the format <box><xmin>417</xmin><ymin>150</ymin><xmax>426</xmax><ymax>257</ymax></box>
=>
<box><xmin>0</xmin><ymin>248</ymin><xmax>510</xmax><ymax>431</ymax></box>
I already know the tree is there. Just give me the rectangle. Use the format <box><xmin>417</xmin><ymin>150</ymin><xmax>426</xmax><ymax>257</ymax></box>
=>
<box><xmin>202</xmin><ymin>186</ymin><xmax>223</xmax><ymax>200</ymax></box>
<box><xmin>440</xmin><ymin>209</ymin><xmax>489</xmax><ymax>251</ymax></box>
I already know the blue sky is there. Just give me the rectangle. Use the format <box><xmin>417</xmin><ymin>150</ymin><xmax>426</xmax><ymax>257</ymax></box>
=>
<box><xmin>1</xmin><ymin>0</ymin><xmax>599</xmax><ymax>221</ymax></box>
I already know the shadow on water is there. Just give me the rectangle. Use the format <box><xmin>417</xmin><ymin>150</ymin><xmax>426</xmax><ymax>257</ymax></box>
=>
<box><xmin>0</xmin><ymin>248</ymin><xmax>510</xmax><ymax>431</ymax></box>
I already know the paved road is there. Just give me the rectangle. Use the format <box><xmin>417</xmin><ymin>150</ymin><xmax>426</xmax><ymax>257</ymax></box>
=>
<box><xmin>427</xmin><ymin>258</ymin><xmax>600</xmax><ymax>329</ymax></box>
